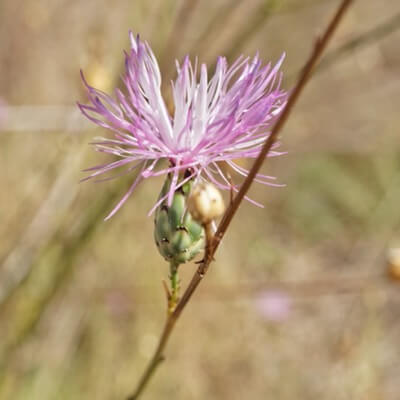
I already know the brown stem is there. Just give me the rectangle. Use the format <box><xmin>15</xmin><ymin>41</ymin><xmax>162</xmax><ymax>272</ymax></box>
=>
<box><xmin>126</xmin><ymin>1</ymin><xmax>354</xmax><ymax>398</ymax></box>
<box><xmin>213</xmin><ymin>0</ymin><xmax>355</xmax><ymax>252</ymax></box>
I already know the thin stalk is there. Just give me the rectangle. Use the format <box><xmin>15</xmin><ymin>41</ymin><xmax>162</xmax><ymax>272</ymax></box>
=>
<box><xmin>126</xmin><ymin>1</ymin><xmax>354</xmax><ymax>398</ymax></box>
<box><xmin>168</xmin><ymin>262</ymin><xmax>180</xmax><ymax>314</ymax></box>
<box><xmin>126</xmin><ymin>224</ymin><xmax>213</xmax><ymax>400</ymax></box>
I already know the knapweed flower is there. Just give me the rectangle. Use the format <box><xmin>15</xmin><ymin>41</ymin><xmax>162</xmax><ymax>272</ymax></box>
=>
<box><xmin>79</xmin><ymin>32</ymin><xmax>288</xmax><ymax>264</ymax></box>
<box><xmin>79</xmin><ymin>31</ymin><xmax>287</xmax><ymax>218</ymax></box>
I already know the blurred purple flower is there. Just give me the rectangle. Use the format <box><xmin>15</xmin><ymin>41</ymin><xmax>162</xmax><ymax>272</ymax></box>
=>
<box><xmin>255</xmin><ymin>290</ymin><xmax>292</xmax><ymax>322</ymax></box>
<box><xmin>78</xmin><ymin>32</ymin><xmax>288</xmax><ymax>219</ymax></box>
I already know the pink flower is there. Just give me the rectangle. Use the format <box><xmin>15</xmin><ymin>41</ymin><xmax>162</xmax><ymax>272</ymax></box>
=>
<box><xmin>78</xmin><ymin>32</ymin><xmax>288</xmax><ymax>219</ymax></box>
<box><xmin>255</xmin><ymin>290</ymin><xmax>292</xmax><ymax>322</ymax></box>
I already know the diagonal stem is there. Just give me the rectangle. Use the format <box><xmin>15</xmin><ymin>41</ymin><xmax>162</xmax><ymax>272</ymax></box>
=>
<box><xmin>213</xmin><ymin>0</ymin><xmax>355</xmax><ymax>250</ymax></box>
<box><xmin>126</xmin><ymin>1</ymin><xmax>354</xmax><ymax>398</ymax></box>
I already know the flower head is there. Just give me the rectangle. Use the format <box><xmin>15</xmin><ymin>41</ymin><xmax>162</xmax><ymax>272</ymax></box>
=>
<box><xmin>79</xmin><ymin>31</ymin><xmax>288</xmax><ymax>220</ymax></box>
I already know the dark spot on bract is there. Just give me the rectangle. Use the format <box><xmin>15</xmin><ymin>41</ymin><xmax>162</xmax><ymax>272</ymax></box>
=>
<box><xmin>184</xmin><ymin>168</ymin><xmax>193</xmax><ymax>179</ymax></box>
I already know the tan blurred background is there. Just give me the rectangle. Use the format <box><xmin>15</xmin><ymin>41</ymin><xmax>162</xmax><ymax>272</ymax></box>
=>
<box><xmin>1</xmin><ymin>0</ymin><xmax>400</xmax><ymax>399</ymax></box>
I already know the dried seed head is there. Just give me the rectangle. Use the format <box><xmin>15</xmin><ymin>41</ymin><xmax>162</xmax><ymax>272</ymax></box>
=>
<box><xmin>187</xmin><ymin>182</ymin><xmax>225</xmax><ymax>224</ymax></box>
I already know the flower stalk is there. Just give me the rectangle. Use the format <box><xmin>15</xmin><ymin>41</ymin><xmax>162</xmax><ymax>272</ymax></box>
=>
<box><xmin>168</xmin><ymin>261</ymin><xmax>180</xmax><ymax>314</ymax></box>
<box><xmin>126</xmin><ymin>224</ymin><xmax>215</xmax><ymax>400</ymax></box>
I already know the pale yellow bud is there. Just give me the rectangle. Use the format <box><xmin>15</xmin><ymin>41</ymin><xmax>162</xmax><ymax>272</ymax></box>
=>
<box><xmin>387</xmin><ymin>247</ymin><xmax>400</xmax><ymax>281</ymax></box>
<box><xmin>187</xmin><ymin>182</ymin><xmax>225</xmax><ymax>224</ymax></box>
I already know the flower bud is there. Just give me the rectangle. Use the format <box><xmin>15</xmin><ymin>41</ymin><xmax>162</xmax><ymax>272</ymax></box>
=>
<box><xmin>187</xmin><ymin>182</ymin><xmax>225</xmax><ymax>224</ymax></box>
<box><xmin>154</xmin><ymin>175</ymin><xmax>205</xmax><ymax>265</ymax></box>
<box><xmin>387</xmin><ymin>247</ymin><xmax>400</xmax><ymax>281</ymax></box>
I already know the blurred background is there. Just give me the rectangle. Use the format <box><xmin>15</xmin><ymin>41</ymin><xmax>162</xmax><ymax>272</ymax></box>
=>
<box><xmin>1</xmin><ymin>0</ymin><xmax>400</xmax><ymax>399</ymax></box>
